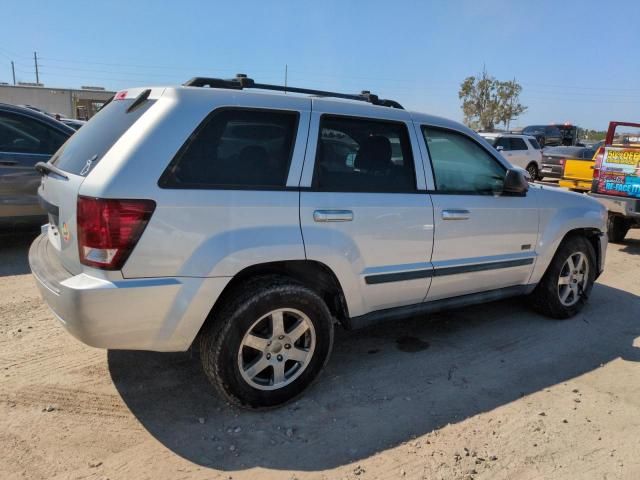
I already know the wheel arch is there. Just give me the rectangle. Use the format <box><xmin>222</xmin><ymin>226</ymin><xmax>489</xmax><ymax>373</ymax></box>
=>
<box><xmin>530</xmin><ymin>227</ymin><xmax>604</xmax><ymax>285</ymax></box>
<box><xmin>194</xmin><ymin>260</ymin><xmax>350</xmax><ymax>346</ymax></box>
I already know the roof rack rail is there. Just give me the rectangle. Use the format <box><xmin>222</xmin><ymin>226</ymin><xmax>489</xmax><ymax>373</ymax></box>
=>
<box><xmin>183</xmin><ymin>74</ymin><xmax>404</xmax><ymax>109</ymax></box>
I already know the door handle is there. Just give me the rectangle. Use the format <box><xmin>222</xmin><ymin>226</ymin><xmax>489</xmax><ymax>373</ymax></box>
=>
<box><xmin>442</xmin><ymin>209</ymin><xmax>470</xmax><ymax>220</ymax></box>
<box><xmin>313</xmin><ymin>210</ymin><xmax>353</xmax><ymax>222</ymax></box>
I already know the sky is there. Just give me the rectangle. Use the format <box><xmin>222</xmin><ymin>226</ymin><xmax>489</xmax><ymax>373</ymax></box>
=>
<box><xmin>2</xmin><ymin>0</ymin><xmax>639</xmax><ymax>130</ymax></box>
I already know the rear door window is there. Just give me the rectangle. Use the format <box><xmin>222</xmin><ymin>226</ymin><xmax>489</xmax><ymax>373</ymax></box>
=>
<box><xmin>510</xmin><ymin>138</ymin><xmax>527</xmax><ymax>151</ymax></box>
<box><xmin>313</xmin><ymin>115</ymin><xmax>416</xmax><ymax>193</ymax></box>
<box><xmin>0</xmin><ymin>111</ymin><xmax>68</xmax><ymax>155</ymax></box>
<box><xmin>51</xmin><ymin>98</ymin><xmax>156</xmax><ymax>175</ymax></box>
<box><xmin>494</xmin><ymin>137</ymin><xmax>511</xmax><ymax>151</ymax></box>
<box><xmin>160</xmin><ymin>108</ymin><xmax>299</xmax><ymax>189</ymax></box>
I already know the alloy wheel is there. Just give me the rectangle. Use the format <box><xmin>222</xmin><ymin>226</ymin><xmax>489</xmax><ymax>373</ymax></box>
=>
<box><xmin>557</xmin><ymin>252</ymin><xmax>589</xmax><ymax>307</ymax></box>
<box><xmin>237</xmin><ymin>308</ymin><xmax>316</xmax><ymax>390</ymax></box>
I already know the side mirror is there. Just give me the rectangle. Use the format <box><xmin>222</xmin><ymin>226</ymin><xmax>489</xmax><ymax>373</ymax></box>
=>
<box><xmin>502</xmin><ymin>168</ymin><xmax>529</xmax><ymax>196</ymax></box>
<box><xmin>496</xmin><ymin>145</ymin><xmax>504</xmax><ymax>151</ymax></box>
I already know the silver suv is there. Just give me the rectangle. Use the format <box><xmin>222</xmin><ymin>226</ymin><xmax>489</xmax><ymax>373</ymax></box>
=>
<box><xmin>30</xmin><ymin>75</ymin><xmax>607</xmax><ymax>408</ymax></box>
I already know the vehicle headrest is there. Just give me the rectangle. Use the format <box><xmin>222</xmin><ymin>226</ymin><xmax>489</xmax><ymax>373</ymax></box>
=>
<box><xmin>354</xmin><ymin>135</ymin><xmax>392</xmax><ymax>171</ymax></box>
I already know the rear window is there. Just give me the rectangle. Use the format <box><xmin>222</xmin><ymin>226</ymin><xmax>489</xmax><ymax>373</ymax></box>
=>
<box><xmin>50</xmin><ymin>98</ymin><xmax>155</xmax><ymax>175</ymax></box>
<box><xmin>160</xmin><ymin>108</ymin><xmax>298</xmax><ymax>189</ymax></box>
<box><xmin>611</xmin><ymin>124</ymin><xmax>640</xmax><ymax>147</ymax></box>
<box><xmin>528</xmin><ymin>138</ymin><xmax>541</xmax><ymax>149</ymax></box>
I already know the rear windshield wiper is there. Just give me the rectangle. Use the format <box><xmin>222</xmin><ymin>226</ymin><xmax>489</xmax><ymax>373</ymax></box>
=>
<box><xmin>35</xmin><ymin>161</ymin><xmax>69</xmax><ymax>180</ymax></box>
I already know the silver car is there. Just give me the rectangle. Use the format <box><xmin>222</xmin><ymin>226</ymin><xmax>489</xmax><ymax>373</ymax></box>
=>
<box><xmin>0</xmin><ymin>103</ymin><xmax>73</xmax><ymax>228</ymax></box>
<box><xmin>29</xmin><ymin>75</ymin><xmax>607</xmax><ymax>408</ymax></box>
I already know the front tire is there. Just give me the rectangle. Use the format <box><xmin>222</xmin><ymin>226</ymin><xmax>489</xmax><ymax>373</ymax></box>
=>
<box><xmin>529</xmin><ymin>235</ymin><xmax>596</xmax><ymax>319</ymax></box>
<box><xmin>607</xmin><ymin>214</ymin><xmax>629</xmax><ymax>243</ymax></box>
<box><xmin>200</xmin><ymin>276</ymin><xmax>334</xmax><ymax>409</ymax></box>
<box><xmin>526</xmin><ymin>162</ymin><xmax>539</xmax><ymax>181</ymax></box>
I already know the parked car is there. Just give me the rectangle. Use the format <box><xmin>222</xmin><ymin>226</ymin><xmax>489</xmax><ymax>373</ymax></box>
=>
<box><xmin>0</xmin><ymin>103</ymin><xmax>74</xmax><ymax>228</ymax></box>
<box><xmin>522</xmin><ymin>125</ymin><xmax>562</xmax><ymax>147</ymax></box>
<box><xmin>60</xmin><ymin>118</ymin><xmax>86</xmax><ymax>130</ymax></box>
<box><xmin>29</xmin><ymin>75</ymin><xmax>607</xmax><ymax>409</ymax></box>
<box><xmin>589</xmin><ymin>121</ymin><xmax>640</xmax><ymax>242</ymax></box>
<box><xmin>478</xmin><ymin>132</ymin><xmax>542</xmax><ymax>180</ymax></box>
<box><xmin>558</xmin><ymin>142</ymin><xmax>605</xmax><ymax>191</ymax></box>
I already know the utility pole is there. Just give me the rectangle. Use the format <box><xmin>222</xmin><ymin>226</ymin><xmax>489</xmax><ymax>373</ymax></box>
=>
<box><xmin>11</xmin><ymin>61</ymin><xmax>16</xmax><ymax>85</ymax></box>
<box><xmin>34</xmin><ymin>51</ymin><xmax>39</xmax><ymax>84</ymax></box>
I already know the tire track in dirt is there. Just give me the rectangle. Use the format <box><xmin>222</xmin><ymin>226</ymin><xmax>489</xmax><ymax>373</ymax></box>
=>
<box><xmin>2</xmin><ymin>385</ymin><xmax>132</xmax><ymax>419</ymax></box>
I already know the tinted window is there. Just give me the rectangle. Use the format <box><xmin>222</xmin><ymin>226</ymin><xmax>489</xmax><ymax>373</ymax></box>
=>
<box><xmin>494</xmin><ymin>137</ymin><xmax>511</xmax><ymax>151</ymax></box>
<box><xmin>523</xmin><ymin>126</ymin><xmax>544</xmax><ymax>134</ymax></box>
<box><xmin>51</xmin><ymin>98</ymin><xmax>155</xmax><ymax>175</ymax></box>
<box><xmin>313</xmin><ymin>115</ymin><xmax>415</xmax><ymax>193</ymax></box>
<box><xmin>510</xmin><ymin>138</ymin><xmax>527</xmax><ymax>150</ymax></box>
<box><xmin>422</xmin><ymin>127</ymin><xmax>505</xmax><ymax>194</ymax></box>
<box><xmin>528</xmin><ymin>138</ymin><xmax>541</xmax><ymax>149</ymax></box>
<box><xmin>546</xmin><ymin>126</ymin><xmax>561</xmax><ymax>135</ymax></box>
<box><xmin>161</xmin><ymin>108</ymin><xmax>298</xmax><ymax>188</ymax></box>
<box><xmin>0</xmin><ymin>112</ymin><xmax>68</xmax><ymax>155</ymax></box>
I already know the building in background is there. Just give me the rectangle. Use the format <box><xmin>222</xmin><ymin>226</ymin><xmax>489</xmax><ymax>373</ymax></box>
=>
<box><xmin>0</xmin><ymin>84</ymin><xmax>114</xmax><ymax>119</ymax></box>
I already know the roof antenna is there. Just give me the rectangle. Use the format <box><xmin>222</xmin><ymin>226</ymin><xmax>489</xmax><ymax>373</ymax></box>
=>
<box><xmin>284</xmin><ymin>64</ymin><xmax>288</xmax><ymax>94</ymax></box>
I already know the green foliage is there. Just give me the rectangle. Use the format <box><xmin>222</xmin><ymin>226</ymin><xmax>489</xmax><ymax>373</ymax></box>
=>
<box><xmin>459</xmin><ymin>68</ymin><xmax>527</xmax><ymax>130</ymax></box>
<box><xmin>578</xmin><ymin>128</ymin><xmax>606</xmax><ymax>141</ymax></box>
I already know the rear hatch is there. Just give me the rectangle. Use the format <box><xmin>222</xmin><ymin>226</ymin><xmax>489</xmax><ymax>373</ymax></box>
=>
<box><xmin>36</xmin><ymin>89</ymin><xmax>159</xmax><ymax>274</ymax></box>
<box><xmin>592</xmin><ymin>122</ymin><xmax>640</xmax><ymax>199</ymax></box>
<box><xmin>561</xmin><ymin>147</ymin><xmax>597</xmax><ymax>182</ymax></box>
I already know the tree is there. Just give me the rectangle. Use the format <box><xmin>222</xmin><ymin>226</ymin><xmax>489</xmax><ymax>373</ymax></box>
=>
<box><xmin>496</xmin><ymin>78</ymin><xmax>527</xmax><ymax>130</ymax></box>
<box><xmin>458</xmin><ymin>69</ymin><xmax>527</xmax><ymax>131</ymax></box>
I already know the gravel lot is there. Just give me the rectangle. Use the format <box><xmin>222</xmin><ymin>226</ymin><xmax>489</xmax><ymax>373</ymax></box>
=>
<box><xmin>1</xmin><ymin>230</ymin><xmax>639</xmax><ymax>480</ymax></box>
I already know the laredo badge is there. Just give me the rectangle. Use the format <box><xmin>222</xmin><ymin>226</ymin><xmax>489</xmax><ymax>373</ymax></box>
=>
<box><xmin>62</xmin><ymin>223</ymin><xmax>71</xmax><ymax>242</ymax></box>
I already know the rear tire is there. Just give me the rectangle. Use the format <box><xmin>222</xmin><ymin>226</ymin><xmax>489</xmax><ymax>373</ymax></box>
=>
<box><xmin>529</xmin><ymin>235</ymin><xmax>596</xmax><ymax>319</ymax></box>
<box><xmin>607</xmin><ymin>214</ymin><xmax>629</xmax><ymax>243</ymax></box>
<box><xmin>200</xmin><ymin>276</ymin><xmax>334</xmax><ymax>409</ymax></box>
<box><xmin>526</xmin><ymin>163</ymin><xmax>539</xmax><ymax>181</ymax></box>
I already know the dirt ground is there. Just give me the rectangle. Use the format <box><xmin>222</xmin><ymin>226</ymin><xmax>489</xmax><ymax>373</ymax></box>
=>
<box><xmin>1</xmin><ymin>230</ymin><xmax>639</xmax><ymax>480</ymax></box>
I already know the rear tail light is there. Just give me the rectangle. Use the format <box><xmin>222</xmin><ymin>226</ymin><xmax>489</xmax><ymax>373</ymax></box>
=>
<box><xmin>559</xmin><ymin>158</ymin><xmax>566</xmax><ymax>175</ymax></box>
<box><xmin>592</xmin><ymin>147</ymin><xmax>605</xmax><ymax>180</ymax></box>
<box><xmin>77</xmin><ymin>196</ymin><xmax>155</xmax><ymax>270</ymax></box>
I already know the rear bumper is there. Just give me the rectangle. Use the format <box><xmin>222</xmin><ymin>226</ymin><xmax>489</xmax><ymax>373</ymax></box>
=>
<box><xmin>29</xmin><ymin>233</ymin><xmax>229</xmax><ymax>351</ymax></box>
<box><xmin>588</xmin><ymin>193</ymin><xmax>640</xmax><ymax>220</ymax></box>
<box><xmin>540</xmin><ymin>164</ymin><xmax>563</xmax><ymax>178</ymax></box>
<box><xmin>558</xmin><ymin>178</ymin><xmax>591</xmax><ymax>191</ymax></box>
